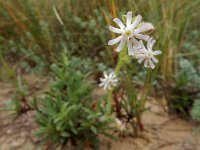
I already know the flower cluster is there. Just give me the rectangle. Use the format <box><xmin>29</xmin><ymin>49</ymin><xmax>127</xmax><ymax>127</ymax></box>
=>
<box><xmin>99</xmin><ymin>11</ymin><xmax>162</xmax><ymax>90</ymax></box>
<box><xmin>136</xmin><ymin>38</ymin><xmax>162</xmax><ymax>69</ymax></box>
<box><xmin>108</xmin><ymin>11</ymin><xmax>161</xmax><ymax>68</ymax></box>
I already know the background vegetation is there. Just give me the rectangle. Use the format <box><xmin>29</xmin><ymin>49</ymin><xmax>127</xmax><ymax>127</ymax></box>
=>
<box><xmin>0</xmin><ymin>0</ymin><xmax>199</xmax><ymax>77</ymax></box>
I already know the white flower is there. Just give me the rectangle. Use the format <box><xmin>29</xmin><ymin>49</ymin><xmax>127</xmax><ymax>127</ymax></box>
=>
<box><xmin>99</xmin><ymin>71</ymin><xmax>118</xmax><ymax>90</ymax></box>
<box><xmin>136</xmin><ymin>38</ymin><xmax>162</xmax><ymax>69</ymax></box>
<box><xmin>115</xmin><ymin>118</ymin><xmax>126</xmax><ymax>131</ymax></box>
<box><xmin>108</xmin><ymin>11</ymin><xmax>154</xmax><ymax>55</ymax></box>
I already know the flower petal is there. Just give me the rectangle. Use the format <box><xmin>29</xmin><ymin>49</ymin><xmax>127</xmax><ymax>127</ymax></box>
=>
<box><xmin>137</xmin><ymin>56</ymin><xmax>146</xmax><ymax>64</ymax></box>
<box><xmin>131</xmin><ymin>38</ymin><xmax>141</xmax><ymax>48</ymax></box>
<box><xmin>130</xmin><ymin>15</ymin><xmax>142</xmax><ymax>30</ymax></box>
<box><xmin>138</xmin><ymin>48</ymin><xmax>148</xmax><ymax>53</ymax></box>
<box><xmin>99</xmin><ymin>82</ymin><xmax>104</xmax><ymax>87</ymax></box>
<box><xmin>113</xmin><ymin>18</ymin><xmax>125</xmax><ymax>29</ymax></box>
<box><xmin>113</xmin><ymin>79</ymin><xmax>118</xmax><ymax>82</ymax></box>
<box><xmin>132</xmin><ymin>45</ymin><xmax>140</xmax><ymax>54</ymax></box>
<box><xmin>151</xmin><ymin>56</ymin><xmax>158</xmax><ymax>63</ymax></box>
<box><xmin>144</xmin><ymin>59</ymin><xmax>149</xmax><ymax>68</ymax></box>
<box><xmin>126</xmin><ymin>11</ymin><xmax>132</xmax><ymax>27</ymax></box>
<box><xmin>103</xmin><ymin>71</ymin><xmax>108</xmax><ymax>78</ymax></box>
<box><xmin>136</xmin><ymin>54</ymin><xmax>147</xmax><ymax>58</ymax></box>
<box><xmin>153</xmin><ymin>50</ymin><xmax>162</xmax><ymax>55</ymax></box>
<box><xmin>109</xmin><ymin>26</ymin><xmax>123</xmax><ymax>34</ymax></box>
<box><xmin>135</xmin><ymin>34</ymin><xmax>149</xmax><ymax>41</ymax></box>
<box><xmin>108</xmin><ymin>36</ymin><xmax>122</xmax><ymax>45</ymax></box>
<box><xmin>138</xmin><ymin>40</ymin><xmax>145</xmax><ymax>49</ymax></box>
<box><xmin>147</xmin><ymin>37</ymin><xmax>156</xmax><ymax>50</ymax></box>
<box><xmin>112</xmin><ymin>74</ymin><xmax>117</xmax><ymax>78</ymax></box>
<box><xmin>100</xmin><ymin>78</ymin><xmax>105</xmax><ymax>82</ymax></box>
<box><xmin>116</xmin><ymin>39</ymin><xmax>126</xmax><ymax>52</ymax></box>
<box><xmin>103</xmin><ymin>83</ymin><xmax>107</xmax><ymax>90</ymax></box>
<box><xmin>109</xmin><ymin>72</ymin><xmax>114</xmax><ymax>78</ymax></box>
<box><xmin>134</xmin><ymin>23</ymin><xmax>154</xmax><ymax>34</ymax></box>
<box><xmin>128</xmin><ymin>41</ymin><xmax>134</xmax><ymax>55</ymax></box>
<box><xmin>149</xmin><ymin>59</ymin><xmax>155</xmax><ymax>69</ymax></box>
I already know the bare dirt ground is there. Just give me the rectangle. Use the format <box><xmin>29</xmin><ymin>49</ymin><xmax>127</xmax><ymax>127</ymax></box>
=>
<box><xmin>0</xmin><ymin>76</ymin><xmax>200</xmax><ymax>150</ymax></box>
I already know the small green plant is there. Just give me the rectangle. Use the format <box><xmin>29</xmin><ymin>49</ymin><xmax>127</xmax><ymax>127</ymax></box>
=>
<box><xmin>167</xmin><ymin>58</ymin><xmax>200</xmax><ymax>119</ymax></box>
<box><xmin>36</xmin><ymin>55</ymin><xmax>111</xmax><ymax>149</ymax></box>
<box><xmin>1</xmin><ymin>69</ymin><xmax>37</xmax><ymax>116</ymax></box>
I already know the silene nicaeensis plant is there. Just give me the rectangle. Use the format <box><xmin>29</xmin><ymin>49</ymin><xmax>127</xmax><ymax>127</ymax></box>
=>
<box><xmin>99</xmin><ymin>11</ymin><xmax>162</xmax><ymax>134</ymax></box>
<box><xmin>36</xmin><ymin>54</ymin><xmax>112</xmax><ymax>149</ymax></box>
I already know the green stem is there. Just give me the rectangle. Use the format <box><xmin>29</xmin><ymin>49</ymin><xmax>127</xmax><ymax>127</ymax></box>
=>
<box><xmin>0</xmin><ymin>53</ymin><xmax>15</xmax><ymax>79</ymax></box>
<box><xmin>115</xmin><ymin>55</ymin><xmax>124</xmax><ymax>75</ymax></box>
<box><xmin>140</xmin><ymin>69</ymin><xmax>152</xmax><ymax>109</ymax></box>
<box><xmin>106</xmin><ymin>90</ymin><xmax>113</xmax><ymax>114</ymax></box>
<box><xmin>115</xmin><ymin>45</ymin><xmax>127</xmax><ymax>75</ymax></box>
<box><xmin>106</xmin><ymin>46</ymin><xmax>127</xmax><ymax>115</ymax></box>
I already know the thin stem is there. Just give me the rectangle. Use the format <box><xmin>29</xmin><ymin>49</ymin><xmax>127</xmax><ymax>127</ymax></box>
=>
<box><xmin>106</xmin><ymin>46</ymin><xmax>127</xmax><ymax>115</ymax></box>
<box><xmin>115</xmin><ymin>55</ymin><xmax>124</xmax><ymax>75</ymax></box>
<box><xmin>115</xmin><ymin>45</ymin><xmax>127</xmax><ymax>75</ymax></box>
<box><xmin>140</xmin><ymin>69</ymin><xmax>152</xmax><ymax>109</ymax></box>
<box><xmin>106</xmin><ymin>89</ymin><xmax>113</xmax><ymax>114</ymax></box>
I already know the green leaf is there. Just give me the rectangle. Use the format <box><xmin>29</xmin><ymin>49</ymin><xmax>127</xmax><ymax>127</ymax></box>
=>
<box><xmin>60</xmin><ymin>132</ymin><xmax>70</xmax><ymax>138</ymax></box>
<box><xmin>91</xmin><ymin>126</ymin><xmax>97</xmax><ymax>134</ymax></box>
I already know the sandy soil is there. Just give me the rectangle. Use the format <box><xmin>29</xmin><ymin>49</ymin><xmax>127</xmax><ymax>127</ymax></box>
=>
<box><xmin>0</xmin><ymin>76</ymin><xmax>200</xmax><ymax>150</ymax></box>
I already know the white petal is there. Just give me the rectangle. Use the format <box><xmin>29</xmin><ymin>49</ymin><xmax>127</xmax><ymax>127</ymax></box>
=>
<box><xmin>113</xmin><ymin>18</ymin><xmax>125</xmax><ymax>29</ymax></box>
<box><xmin>109</xmin><ymin>72</ymin><xmax>114</xmax><ymax>78</ymax></box>
<box><xmin>113</xmin><ymin>79</ymin><xmax>118</xmax><ymax>82</ymax></box>
<box><xmin>149</xmin><ymin>59</ymin><xmax>155</xmax><ymax>69</ymax></box>
<box><xmin>112</xmin><ymin>74</ymin><xmax>116</xmax><ymax>78</ymax></box>
<box><xmin>131</xmin><ymin>38</ymin><xmax>141</xmax><ymax>48</ymax></box>
<box><xmin>132</xmin><ymin>46</ymin><xmax>140</xmax><ymax>54</ymax></box>
<box><xmin>99</xmin><ymin>82</ymin><xmax>104</xmax><ymax>87</ymax></box>
<box><xmin>136</xmin><ymin>54</ymin><xmax>147</xmax><ymax>58</ymax></box>
<box><xmin>138</xmin><ymin>40</ymin><xmax>145</xmax><ymax>49</ymax></box>
<box><xmin>100</xmin><ymin>78</ymin><xmax>105</xmax><ymax>82</ymax></box>
<box><xmin>126</xmin><ymin>11</ymin><xmax>132</xmax><ymax>27</ymax></box>
<box><xmin>153</xmin><ymin>50</ymin><xmax>162</xmax><ymax>55</ymax></box>
<box><xmin>116</xmin><ymin>39</ymin><xmax>126</xmax><ymax>52</ymax></box>
<box><xmin>147</xmin><ymin>37</ymin><xmax>156</xmax><ymax>50</ymax></box>
<box><xmin>138</xmin><ymin>56</ymin><xmax>146</xmax><ymax>64</ymax></box>
<box><xmin>135</xmin><ymin>34</ymin><xmax>149</xmax><ymax>41</ymax></box>
<box><xmin>151</xmin><ymin>56</ymin><xmax>158</xmax><ymax>63</ymax></box>
<box><xmin>103</xmin><ymin>71</ymin><xmax>108</xmax><ymax>78</ymax></box>
<box><xmin>134</xmin><ymin>23</ymin><xmax>154</xmax><ymax>34</ymax></box>
<box><xmin>109</xmin><ymin>26</ymin><xmax>123</xmax><ymax>34</ymax></box>
<box><xmin>108</xmin><ymin>36</ymin><xmax>122</xmax><ymax>45</ymax></box>
<box><xmin>128</xmin><ymin>41</ymin><xmax>134</xmax><ymax>55</ymax></box>
<box><xmin>144</xmin><ymin>59</ymin><xmax>149</xmax><ymax>68</ymax></box>
<box><xmin>103</xmin><ymin>83</ymin><xmax>107</xmax><ymax>90</ymax></box>
<box><xmin>138</xmin><ymin>48</ymin><xmax>148</xmax><ymax>53</ymax></box>
<box><xmin>130</xmin><ymin>15</ymin><xmax>142</xmax><ymax>30</ymax></box>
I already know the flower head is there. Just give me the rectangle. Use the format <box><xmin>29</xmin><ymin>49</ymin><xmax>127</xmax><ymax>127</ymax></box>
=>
<box><xmin>99</xmin><ymin>71</ymin><xmax>118</xmax><ymax>90</ymax></box>
<box><xmin>108</xmin><ymin>11</ymin><xmax>154</xmax><ymax>55</ymax></box>
<box><xmin>115</xmin><ymin>118</ymin><xmax>126</xmax><ymax>131</ymax></box>
<box><xmin>136</xmin><ymin>38</ymin><xmax>162</xmax><ymax>69</ymax></box>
